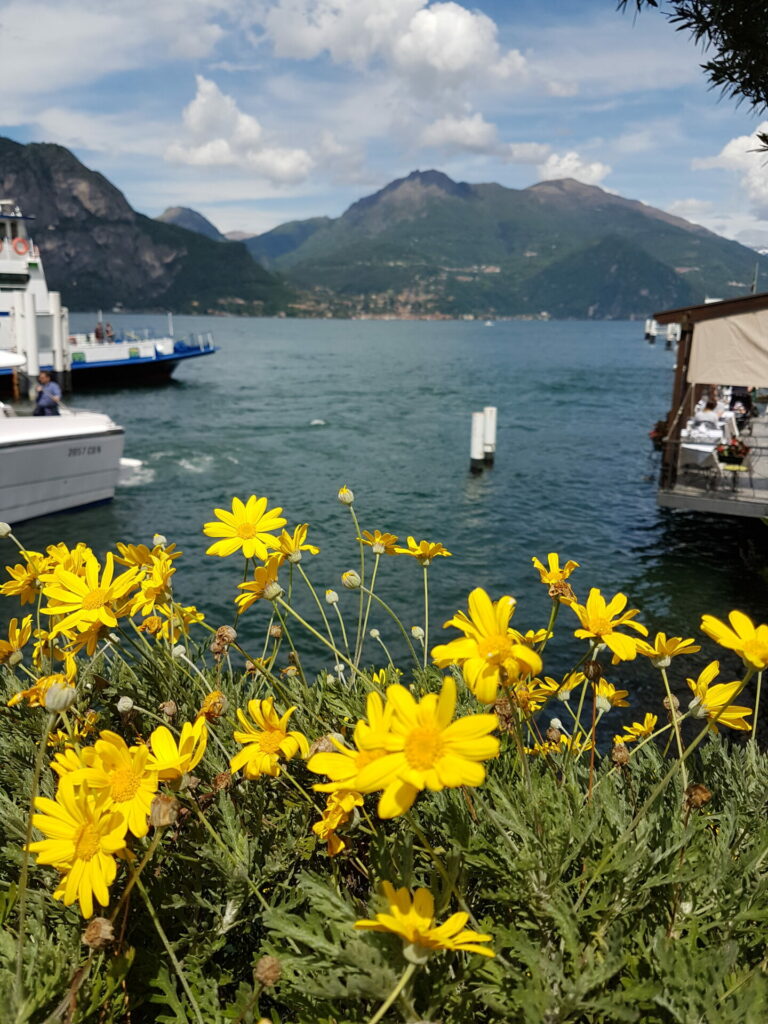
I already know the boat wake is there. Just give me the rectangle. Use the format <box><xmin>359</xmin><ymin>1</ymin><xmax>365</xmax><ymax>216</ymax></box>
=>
<box><xmin>178</xmin><ymin>454</ymin><xmax>214</xmax><ymax>474</ymax></box>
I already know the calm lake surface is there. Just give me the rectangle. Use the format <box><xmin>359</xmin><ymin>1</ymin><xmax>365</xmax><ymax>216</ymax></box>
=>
<box><xmin>8</xmin><ymin>315</ymin><xmax>767</xmax><ymax>706</ymax></box>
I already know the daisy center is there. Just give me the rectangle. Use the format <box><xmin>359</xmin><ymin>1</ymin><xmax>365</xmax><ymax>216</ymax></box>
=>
<box><xmin>82</xmin><ymin>588</ymin><xmax>109</xmax><ymax>611</ymax></box>
<box><xmin>258</xmin><ymin>731</ymin><xmax>284</xmax><ymax>753</ymax></box>
<box><xmin>110</xmin><ymin>767</ymin><xmax>141</xmax><ymax>802</ymax></box>
<box><xmin>236</xmin><ymin>523</ymin><xmax>258</xmax><ymax>539</ymax></box>
<box><xmin>403</xmin><ymin>724</ymin><xmax>445</xmax><ymax>770</ymax></box>
<box><xmin>355</xmin><ymin>747</ymin><xmax>386</xmax><ymax>771</ymax></box>
<box><xmin>588</xmin><ymin>617</ymin><xmax>612</xmax><ymax>635</ymax></box>
<box><xmin>477</xmin><ymin>633</ymin><xmax>514</xmax><ymax>665</ymax></box>
<box><xmin>74</xmin><ymin>822</ymin><xmax>101</xmax><ymax>861</ymax></box>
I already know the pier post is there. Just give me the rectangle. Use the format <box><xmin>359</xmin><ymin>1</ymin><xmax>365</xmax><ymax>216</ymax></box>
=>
<box><xmin>50</xmin><ymin>291</ymin><xmax>66</xmax><ymax>377</ymax></box>
<box><xmin>483</xmin><ymin>406</ymin><xmax>497</xmax><ymax>466</ymax></box>
<box><xmin>470</xmin><ymin>411</ymin><xmax>485</xmax><ymax>474</ymax></box>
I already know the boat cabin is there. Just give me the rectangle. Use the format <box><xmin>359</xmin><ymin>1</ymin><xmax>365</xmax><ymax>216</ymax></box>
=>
<box><xmin>654</xmin><ymin>292</ymin><xmax>768</xmax><ymax>517</ymax></box>
<box><xmin>0</xmin><ymin>200</ymin><xmax>34</xmax><ymax>291</ymax></box>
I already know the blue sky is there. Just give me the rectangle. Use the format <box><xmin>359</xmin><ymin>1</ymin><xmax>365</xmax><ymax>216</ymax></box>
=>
<box><xmin>2</xmin><ymin>0</ymin><xmax>768</xmax><ymax>243</ymax></box>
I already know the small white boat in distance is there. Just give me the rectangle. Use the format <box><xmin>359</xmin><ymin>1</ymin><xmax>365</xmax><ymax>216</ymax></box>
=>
<box><xmin>0</xmin><ymin>407</ymin><xmax>124</xmax><ymax>524</ymax></box>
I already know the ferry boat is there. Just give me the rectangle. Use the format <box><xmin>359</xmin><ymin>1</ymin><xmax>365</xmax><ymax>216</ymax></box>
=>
<box><xmin>0</xmin><ymin>199</ymin><xmax>217</xmax><ymax>395</ymax></box>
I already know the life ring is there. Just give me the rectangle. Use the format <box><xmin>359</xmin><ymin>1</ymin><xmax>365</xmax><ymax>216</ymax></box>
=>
<box><xmin>12</xmin><ymin>238</ymin><xmax>29</xmax><ymax>255</ymax></box>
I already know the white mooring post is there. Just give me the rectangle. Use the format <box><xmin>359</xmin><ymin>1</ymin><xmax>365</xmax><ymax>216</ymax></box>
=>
<box><xmin>167</xmin><ymin>311</ymin><xmax>174</xmax><ymax>337</ymax></box>
<box><xmin>470</xmin><ymin>411</ymin><xmax>485</xmax><ymax>474</ymax></box>
<box><xmin>483</xmin><ymin>405</ymin><xmax>497</xmax><ymax>466</ymax></box>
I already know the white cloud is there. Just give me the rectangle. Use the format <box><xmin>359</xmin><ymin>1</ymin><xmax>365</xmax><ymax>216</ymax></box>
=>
<box><xmin>502</xmin><ymin>142</ymin><xmax>551</xmax><ymax>164</ymax></box>
<box><xmin>536</xmin><ymin>151</ymin><xmax>611</xmax><ymax>185</ymax></box>
<box><xmin>262</xmin><ymin>0</ymin><xmax>526</xmax><ymax>96</ymax></box>
<box><xmin>422</xmin><ymin>113</ymin><xmax>496</xmax><ymax>151</ymax></box>
<box><xmin>166</xmin><ymin>75</ymin><xmax>313</xmax><ymax>184</ymax></box>
<box><xmin>693</xmin><ymin>122</ymin><xmax>768</xmax><ymax>218</ymax></box>
<box><xmin>665</xmin><ymin>198</ymin><xmax>714</xmax><ymax>224</ymax></box>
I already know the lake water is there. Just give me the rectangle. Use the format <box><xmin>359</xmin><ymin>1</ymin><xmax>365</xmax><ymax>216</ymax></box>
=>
<box><xmin>6</xmin><ymin>314</ymin><xmax>767</xmax><ymax>705</ymax></box>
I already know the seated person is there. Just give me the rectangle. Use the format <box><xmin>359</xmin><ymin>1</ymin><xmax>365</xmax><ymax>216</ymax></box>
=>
<box><xmin>692</xmin><ymin>400</ymin><xmax>720</xmax><ymax>428</ymax></box>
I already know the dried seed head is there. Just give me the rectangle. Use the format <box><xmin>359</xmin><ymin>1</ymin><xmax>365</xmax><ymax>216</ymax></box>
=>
<box><xmin>149</xmin><ymin>794</ymin><xmax>180</xmax><ymax>828</ymax></box>
<box><xmin>254</xmin><ymin>955</ymin><xmax>282</xmax><ymax>987</ymax></box>
<box><xmin>549</xmin><ymin>580</ymin><xmax>575</xmax><ymax>602</ymax></box>
<box><xmin>493</xmin><ymin>697</ymin><xmax>515</xmax><ymax>733</ymax></box>
<box><xmin>159</xmin><ymin>700</ymin><xmax>177</xmax><ymax>719</ymax></box>
<box><xmin>663</xmin><ymin>693</ymin><xmax>680</xmax><ymax>718</ymax></box>
<box><xmin>212</xmin><ymin>771</ymin><xmax>232</xmax><ymax>792</ymax></box>
<box><xmin>82</xmin><ymin>917</ymin><xmax>115</xmax><ymax>949</ymax></box>
<box><xmin>308</xmin><ymin>735</ymin><xmax>336</xmax><ymax>756</ymax></box>
<box><xmin>269</xmin><ymin>623</ymin><xmax>283</xmax><ymax>639</ymax></box>
<box><xmin>216</xmin><ymin>625</ymin><xmax>237</xmax><ymax>646</ymax></box>
<box><xmin>583</xmin><ymin>660</ymin><xmax>602</xmax><ymax>682</ymax></box>
<box><xmin>611</xmin><ymin>742</ymin><xmax>630</xmax><ymax>767</ymax></box>
<box><xmin>546</xmin><ymin>725</ymin><xmax>563</xmax><ymax>743</ymax></box>
<box><xmin>685</xmin><ymin>783</ymin><xmax>713</xmax><ymax>810</ymax></box>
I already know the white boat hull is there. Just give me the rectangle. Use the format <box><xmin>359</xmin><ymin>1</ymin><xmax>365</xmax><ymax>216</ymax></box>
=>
<box><xmin>0</xmin><ymin>413</ymin><xmax>124</xmax><ymax>523</ymax></box>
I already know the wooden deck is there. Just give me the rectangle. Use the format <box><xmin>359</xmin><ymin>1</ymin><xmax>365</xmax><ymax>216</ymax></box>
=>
<box><xmin>658</xmin><ymin>412</ymin><xmax>768</xmax><ymax>517</ymax></box>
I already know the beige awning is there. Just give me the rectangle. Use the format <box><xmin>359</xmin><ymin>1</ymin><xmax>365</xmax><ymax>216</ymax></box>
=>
<box><xmin>687</xmin><ymin>309</ymin><xmax>768</xmax><ymax>386</ymax></box>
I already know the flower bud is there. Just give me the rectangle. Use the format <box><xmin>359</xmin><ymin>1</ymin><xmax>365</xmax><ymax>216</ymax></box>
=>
<box><xmin>152</xmin><ymin>533</ymin><xmax>168</xmax><ymax>547</ymax></box>
<box><xmin>263</xmin><ymin>580</ymin><xmax>284</xmax><ymax>601</ymax></box>
<box><xmin>116</xmin><ymin>696</ymin><xmax>134</xmax><ymax>714</ymax></box>
<box><xmin>149</xmin><ymin>794</ymin><xmax>180</xmax><ymax>827</ymax></box>
<box><xmin>341</xmin><ymin>570</ymin><xmax>361</xmax><ymax>590</ymax></box>
<box><xmin>0</xmin><ymin>522</ymin><xmax>12</xmax><ymax>538</ymax></box>
<box><xmin>254</xmin><ymin>955</ymin><xmax>282</xmax><ymax>988</ymax></box>
<box><xmin>171</xmin><ymin>644</ymin><xmax>186</xmax><ymax>659</ymax></box>
<box><xmin>337</xmin><ymin>485</ymin><xmax>354</xmax><ymax>505</ymax></box>
<box><xmin>45</xmin><ymin>683</ymin><xmax>77</xmax><ymax>712</ymax></box>
<box><xmin>325</xmin><ymin>589</ymin><xmax>339</xmax><ymax>604</ymax></box>
<box><xmin>411</xmin><ymin>626</ymin><xmax>425</xmax><ymax>641</ymax></box>
<box><xmin>82</xmin><ymin>917</ymin><xmax>115</xmax><ymax>950</ymax></box>
<box><xmin>369</xmin><ymin>628</ymin><xmax>380</xmax><ymax>639</ymax></box>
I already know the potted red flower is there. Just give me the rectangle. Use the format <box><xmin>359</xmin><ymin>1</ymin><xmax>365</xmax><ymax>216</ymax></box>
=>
<box><xmin>715</xmin><ymin>437</ymin><xmax>750</xmax><ymax>464</ymax></box>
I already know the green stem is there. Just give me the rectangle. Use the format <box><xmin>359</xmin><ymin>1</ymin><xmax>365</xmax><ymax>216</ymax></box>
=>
<box><xmin>276</xmin><ymin>597</ymin><xmax>371</xmax><ymax>687</ymax></box>
<box><xmin>15</xmin><ymin>710</ymin><xmax>56</xmax><ymax>1003</ymax></box>
<box><xmin>109</xmin><ymin>829</ymin><xmax>162</xmax><ymax>924</ymax></box>
<box><xmin>753</xmin><ymin>670</ymin><xmax>763</xmax><ymax>747</ymax></box>
<box><xmin>366</xmin><ymin>962</ymin><xmax>417</xmax><ymax>1024</ymax></box>
<box><xmin>660</xmin><ymin>666</ymin><xmax>688</xmax><ymax>791</ymax></box>
<box><xmin>348</xmin><ymin>506</ymin><xmax>366</xmax><ymax>669</ymax></box>
<box><xmin>134</xmin><ymin>876</ymin><xmax>205</xmax><ymax>1024</ymax></box>
<box><xmin>536</xmin><ymin>598</ymin><xmax>560</xmax><ymax>654</ymax></box>
<box><xmin>357</xmin><ymin>553</ymin><xmax>380</xmax><ymax>668</ymax></box>
<box><xmin>296</xmin><ymin>562</ymin><xmax>337</xmax><ymax>653</ymax></box>
<box><xmin>422</xmin><ymin>565</ymin><xmax>429</xmax><ymax>670</ymax></box>
<box><xmin>359</xmin><ymin>587</ymin><xmax>420</xmax><ymax>667</ymax></box>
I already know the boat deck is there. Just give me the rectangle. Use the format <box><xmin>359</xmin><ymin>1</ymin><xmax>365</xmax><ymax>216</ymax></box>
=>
<box><xmin>658</xmin><ymin>411</ymin><xmax>768</xmax><ymax>517</ymax></box>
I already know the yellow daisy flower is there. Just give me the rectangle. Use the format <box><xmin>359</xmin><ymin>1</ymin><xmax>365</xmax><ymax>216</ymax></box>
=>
<box><xmin>539</xmin><ymin>673</ymin><xmax>586</xmax><ymax>702</ymax></box>
<box><xmin>700</xmin><ymin>611</ymin><xmax>768</xmax><ymax>671</ymax></box>
<box><xmin>686</xmin><ymin>661</ymin><xmax>752</xmax><ymax>732</ymax></box>
<box><xmin>1</xmin><ymin>550</ymin><xmax>48</xmax><ymax>604</ymax></box>
<box><xmin>42</xmin><ymin>542</ymin><xmax>96</xmax><ymax>578</ymax></box>
<box><xmin>114</xmin><ymin>541</ymin><xmax>181</xmax><ymax>568</ymax></box>
<box><xmin>7</xmin><ymin>654</ymin><xmax>77</xmax><ymax>708</ymax></box>
<box><xmin>394</xmin><ymin>536</ymin><xmax>452</xmax><ymax>565</ymax></box>
<box><xmin>359</xmin><ymin>530</ymin><xmax>399</xmax><ymax>555</ymax></box>
<box><xmin>569</xmin><ymin>588</ymin><xmax>648</xmax><ymax>661</ymax></box>
<box><xmin>431</xmin><ymin>588</ymin><xmax>542</xmax><ymax>704</ymax></box>
<box><xmin>29</xmin><ymin>778</ymin><xmax>128</xmax><ymax>919</ymax></box>
<box><xmin>636</xmin><ymin>632</ymin><xmax>701</xmax><ymax>668</ymax></box>
<box><xmin>275</xmin><ymin>524</ymin><xmax>319</xmax><ymax>564</ymax></box>
<box><xmin>128</xmin><ymin>552</ymin><xmax>176</xmax><ymax>617</ymax></box>
<box><xmin>593</xmin><ymin>680</ymin><xmax>630</xmax><ymax>711</ymax></box>
<box><xmin>355</xmin><ymin>882</ymin><xmax>494</xmax><ymax>958</ymax></box>
<box><xmin>312</xmin><ymin>790</ymin><xmax>363</xmax><ymax>857</ymax></box>
<box><xmin>154</xmin><ymin>603</ymin><xmax>205</xmax><ymax>643</ymax></box>
<box><xmin>203</xmin><ymin>495</ymin><xmax>286</xmax><ymax>559</ymax></box>
<box><xmin>75</xmin><ymin>731</ymin><xmax>159</xmax><ymax>837</ymax></box>
<box><xmin>230</xmin><ymin>698</ymin><xmax>309</xmax><ymax>779</ymax></box>
<box><xmin>0</xmin><ymin>614</ymin><xmax>33</xmax><ymax>664</ymax></box>
<box><xmin>235</xmin><ymin>555</ymin><xmax>282</xmax><ymax>613</ymax></box>
<box><xmin>614</xmin><ymin>713</ymin><xmax>658</xmax><ymax>744</ymax></box>
<box><xmin>531</xmin><ymin>553</ymin><xmax>579</xmax><ymax>584</ymax></box>
<box><xmin>308</xmin><ymin>691</ymin><xmax>394</xmax><ymax>793</ymax></box>
<box><xmin>353</xmin><ymin>675</ymin><xmax>499</xmax><ymax>819</ymax></box>
<box><xmin>146</xmin><ymin>719</ymin><xmax>208</xmax><ymax>780</ymax></box>
<box><xmin>198</xmin><ymin>689</ymin><xmax>228</xmax><ymax>721</ymax></box>
<box><xmin>507</xmin><ymin>677</ymin><xmax>553</xmax><ymax>715</ymax></box>
<box><xmin>42</xmin><ymin>553</ymin><xmax>140</xmax><ymax>637</ymax></box>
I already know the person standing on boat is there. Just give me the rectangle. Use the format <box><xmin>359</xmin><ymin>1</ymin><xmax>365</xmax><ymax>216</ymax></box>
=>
<box><xmin>33</xmin><ymin>371</ymin><xmax>61</xmax><ymax>416</ymax></box>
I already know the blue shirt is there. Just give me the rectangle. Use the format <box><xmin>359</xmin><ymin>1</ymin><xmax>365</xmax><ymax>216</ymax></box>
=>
<box><xmin>36</xmin><ymin>380</ymin><xmax>61</xmax><ymax>413</ymax></box>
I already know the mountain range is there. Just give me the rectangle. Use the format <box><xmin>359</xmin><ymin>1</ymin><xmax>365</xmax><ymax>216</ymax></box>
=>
<box><xmin>3</xmin><ymin>136</ymin><xmax>765</xmax><ymax>318</ymax></box>
<box><xmin>227</xmin><ymin>170</ymin><xmax>767</xmax><ymax>318</ymax></box>
<box><xmin>0</xmin><ymin>138</ymin><xmax>291</xmax><ymax>314</ymax></box>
